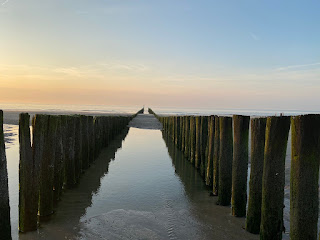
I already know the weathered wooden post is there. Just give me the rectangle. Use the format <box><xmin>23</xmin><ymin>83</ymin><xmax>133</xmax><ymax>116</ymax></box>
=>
<box><xmin>93</xmin><ymin>117</ymin><xmax>101</xmax><ymax>158</ymax></box>
<box><xmin>246</xmin><ymin>117</ymin><xmax>267</xmax><ymax>234</ymax></box>
<box><xmin>173</xmin><ymin>116</ymin><xmax>177</xmax><ymax>146</ymax></box>
<box><xmin>19</xmin><ymin>114</ymin><xmax>44</xmax><ymax>232</ymax></box>
<box><xmin>184</xmin><ymin>116</ymin><xmax>190</xmax><ymax>159</ymax></box>
<box><xmin>102</xmin><ymin>117</ymin><xmax>108</xmax><ymax>146</ymax></box>
<box><xmin>169</xmin><ymin>116</ymin><xmax>172</xmax><ymax>136</ymax></box>
<box><xmin>212</xmin><ymin>116</ymin><xmax>220</xmax><ymax>195</ymax></box>
<box><xmin>290</xmin><ymin>115</ymin><xmax>320</xmax><ymax>240</ymax></box>
<box><xmin>74</xmin><ymin>116</ymin><xmax>82</xmax><ymax>182</ymax></box>
<box><xmin>260</xmin><ymin>116</ymin><xmax>290</xmax><ymax>240</ymax></box>
<box><xmin>64</xmin><ymin>116</ymin><xmax>76</xmax><ymax>189</ymax></box>
<box><xmin>200</xmin><ymin>116</ymin><xmax>208</xmax><ymax>178</ymax></box>
<box><xmin>231</xmin><ymin>115</ymin><xmax>250</xmax><ymax>217</ymax></box>
<box><xmin>39</xmin><ymin>115</ymin><xmax>57</xmax><ymax>217</ymax></box>
<box><xmin>195</xmin><ymin>116</ymin><xmax>201</xmax><ymax>169</ymax></box>
<box><xmin>175</xmin><ymin>116</ymin><xmax>181</xmax><ymax>148</ymax></box>
<box><xmin>169</xmin><ymin>116</ymin><xmax>173</xmax><ymax>141</ymax></box>
<box><xmin>189</xmin><ymin>116</ymin><xmax>196</xmax><ymax>164</ymax></box>
<box><xmin>181</xmin><ymin>116</ymin><xmax>185</xmax><ymax>152</ymax></box>
<box><xmin>206</xmin><ymin>116</ymin><xmax>214</xmax><ymax>186</ymax></box>
<box><xmin>178</xmin><ymin>116</ymin><xmax>183</xmax><ymax>150</ymax></box>
<box><xmin>88</xmin><ymin>116</ymin><xmax>94</xmax><ymax>163</ymax></box>
<box><xmin>218</xmin><ymin>116</ymin><xmax>233</xmax><ymax>206</ymax></box>
<box><xmin>0</xmin><ymin>110</ymin><xmax>11</xmax><ymax>239</ymax></box>
<box><xmin>80</xmin><ymin>115</ymin><xmax>89</xmax><ymax>169</ymax></box>
<box><xmin>53</xmin><ymin>116</ymin><xmax>64</xmax><ymax>203</ymax></box>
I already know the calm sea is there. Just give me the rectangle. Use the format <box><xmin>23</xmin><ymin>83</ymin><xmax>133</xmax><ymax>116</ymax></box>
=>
<box><xmin>0</xmin><ymin>103</ymin><xmax>318</xmax><ymax>116</ymax></box>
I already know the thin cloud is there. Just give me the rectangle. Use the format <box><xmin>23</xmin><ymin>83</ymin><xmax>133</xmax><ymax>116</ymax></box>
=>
<box><xmin>249</xmin><ymin>32</ymin><xmax>259</xmax><ymax>41</ymax></box>
<box><xmin>99</xmin><ymin>62</ymin><xmax>149</xmax><ymax>72</ymax></box>
<box><xmin>1</xmin><ymin>0</ymin><xmax>9</xmax><ymax>6</ymax></box>
<box><xmin>275</xmin><ymin>62</ymin><xmax>320</xmax><ymax>71</ymax></box>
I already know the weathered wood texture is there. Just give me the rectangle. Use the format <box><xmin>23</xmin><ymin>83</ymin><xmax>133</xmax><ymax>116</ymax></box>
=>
<box><xmin>64</xmin><ymin>116</ymin><xmax>76</xmax><ymax>189</ymax></box>
<box><xmin>184</xmin><ymin>117</ymin><xmax>190</xmax><ymax>159</ymax></box>
<box><xmin>88</xmin><ymin>116</ymin><xmax>95</xmax><ymax>164</ymax></box>
<box><xmin>218</xmin><ymin>117</ymin><xmax>233</xmax><ymax>206</ymax></box>
<box><xmin>231</xmin><ymin>115</ymin><xmax>250</xmax><ymax>217</ymax></box>
<box><xmin>200</xmin><ymin>116</ymin><xmax>208</xmax><ymax>178</ymax></box>
<box><xmin>290</xmin><ymin>115</ymin><xmax>320</xmax><ymax>240</ymax></box>
<box><xmin>195</xmin><ymin>116</ymin><xmax>201</xmax><ymax>169</ymax></box>
<box><xmin>53</xmin><ymin>116</ymin><xmax>64</xmax><ymax>203</ymax></box>
<box><xmin>189</xmin><ymin>117</ymin><xmax>196</xmax><ymax>164</ymax></box>
<box><xmin>260</xmin><ymin>116</ymin><xmax>290</xmax><ymax>240</ymax></box>
<box><xmin>205</xmin><ymin>116</ymin><xmax>214</xmax><ymax>186</ymax></box>
<box><xmin>19</xmin><ymin>114</ymin><xmax>42</xmax><ymax>232</ymax></box>
<box><xmin>39</xmin><ymin>115</ymin><xmax>57</xmax><ymax>217</ymax></box>
<box><xmin>212</xmin><ymin>116</ymin><xmax>220</xmax><ymax>195</ymax></box>
<box><xmin>246</xmin><ymin>117</ymin><xmax>267</xmax><ymax>234</ymax></box>
<box><xmin>80</xmin><ymin>116</ymin><xmax>89</xmax><ymax>169</ymax></box>
<box><xmin>74</xmin><ymin>116</ymin><xmax>82</xmax><ymax>182</ymax></box>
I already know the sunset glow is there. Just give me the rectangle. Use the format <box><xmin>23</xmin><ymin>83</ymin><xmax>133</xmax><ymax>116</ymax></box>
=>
<box><xmin>1</xmin><ymin>1</ymin><xmax>319</xmax><ymax>110</ymax></box>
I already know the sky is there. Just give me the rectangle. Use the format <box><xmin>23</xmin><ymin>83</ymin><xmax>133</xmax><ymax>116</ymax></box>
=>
<box><xmin>0</xmin><ymin>0</ymin><xmax>319</xmax><ymax>111</ymax></box>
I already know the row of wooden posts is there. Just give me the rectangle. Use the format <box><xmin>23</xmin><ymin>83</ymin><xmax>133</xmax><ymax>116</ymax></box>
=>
<box><xmin>0</xmin><ymin>109</ymin><xmax>143</xmax><ymax>239</ymax></box>
<box><xmin>149</xmin><ymin>108</ymin><xmax>320</xmax><ymax>240</ymax></box>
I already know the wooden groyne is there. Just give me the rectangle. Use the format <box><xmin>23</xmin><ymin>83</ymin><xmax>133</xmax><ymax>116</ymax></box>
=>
<box><xmin>0</xmin><ymin>110</ymin><xmax>12</xmax><ymax>240</ymax></box>
<box><xmin>18</xmin><ymin>108</ymin><xmax>142</xmax><ymax>232</ymax></box>
<box><xmin>149</xmin><ymin>108</ymin><xmax>320</xmax><ymax>240</ymax></box>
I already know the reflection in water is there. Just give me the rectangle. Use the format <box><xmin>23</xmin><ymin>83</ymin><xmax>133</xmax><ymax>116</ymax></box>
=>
<box><xmin>162</xmin><ymin>132</ymin><xmax>258</xmax><ymax>240</ymax></box>
<box><xmin>3</xmin><ymin>124</ymin><xmax>18</xmax><ymax>148</ymax></box>
<box><xmin>78</xmin><ymin>128</ymin><xmax>206</xmax><ymax>240</ymax></box>
<box><xmin>13</xmin><ymin>127</ymin><xmax>129</xmax><ymax>239</ymax></box>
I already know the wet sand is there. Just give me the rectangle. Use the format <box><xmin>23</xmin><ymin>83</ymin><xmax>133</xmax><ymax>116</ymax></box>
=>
<box><xmin>129</xmin><ymin>114</ymin><xmax>163</xmax><ymax>130</ymax></box>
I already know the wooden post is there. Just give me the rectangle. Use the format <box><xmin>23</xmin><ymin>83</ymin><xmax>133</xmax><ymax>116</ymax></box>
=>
<box><xmin>74</xmin><ymin>116</ymin><xmax>82</xmax><ymax>182</ymax></box>
<box><xmin>0</xmin><ymin>110</ymin><xmax>11</xmax><ymax>239</ymax></box>
<box><xmin>93</xmin><ymin>117</ymin><xmax>100</xmax><ymax>158</ymax></box>
<box><xmin>246</xmin><ymin>117</ymin><xmax>267</xmax><ymax>234</ymax></box>
<box><xmin>206</xmin><ymin>116</ymin><xmax>214</xmax><ymax>186</ymax></box>
<box><xmin>195</xmin><ymin>116</ymin><xmax>201</xmax><ymax>169</ymax></box>
<box><xmin>218</xmin><ymin>116</ymin><xmax>233</xmax><ymax>206</ymax></box>
<box><xmin>178</xmin><ymin>116</ymin><xmax>182</xmax><ymax>150</ymax></box>
<box><xmin>189</xmin><ymin>116</ymin><xmax>196</xmax><ymax>164</ymax></box>
<box><xmin>212</xmin><ymin>116</ymin><xmax>220</xmax><ymax>195</ymax></box>
<box><xmin>231</xmin><ymin>115</ymin><xmax>250</xmax><ymax>217</ymax></box>
<box><xmin>170</xmin><ymin>117</ymin><xmax>174</xmax><ymax>141</ymax></box>
<box><xmin>175</xmin><ymin>116</ymin><xmax>181</xmax><ymax>148</ymax></box>
<box><xmin>80</xmin><ymin>116</ymin><xmax>89</xmax><ymax>170</ymax></box>
<box><xmin>290</xmin><ymin>115</ymin><xmax>320</xmax><ymax>240</ymax></box>
<box><xmin>87</xmin><ymin>116</ymin><xmax>94</xmax><ymax>163</ymax></box>
<box><xmin>39</xmin><ymin>115</ymin><xmax>57</xmax><ymax>217</ymax></box>
<box><xmin>64</xmin><ymin>116</ymin><xmax>76</xmax><ymax>189</ymax></box>
<box><xmin>19</xmin><ymin>114</ymin><xmax>44</xmax><ymax>232</ymax></box>
<box><xmin>53</xmin><ymin>116</ymin><xmax>64</xmax><ymax>203</ymax></box>
<box><xmin>184</xmin><ymin>116</ymin><xmax>190</xmax><ymax>159</ymax></box>
<box><xmin>200</xmin><ymin>116</ymin><xmax>208</xmax><ymax>178</ymax></box>
<box><xmin>181</xmin><ymin>116</ymin><xmax>185</xmax><ymax>152</ymax></box>
<box><xmin>260</xmin><ymin>116</ymin><xmax>290</xmax><ymax>240</ymax></box>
